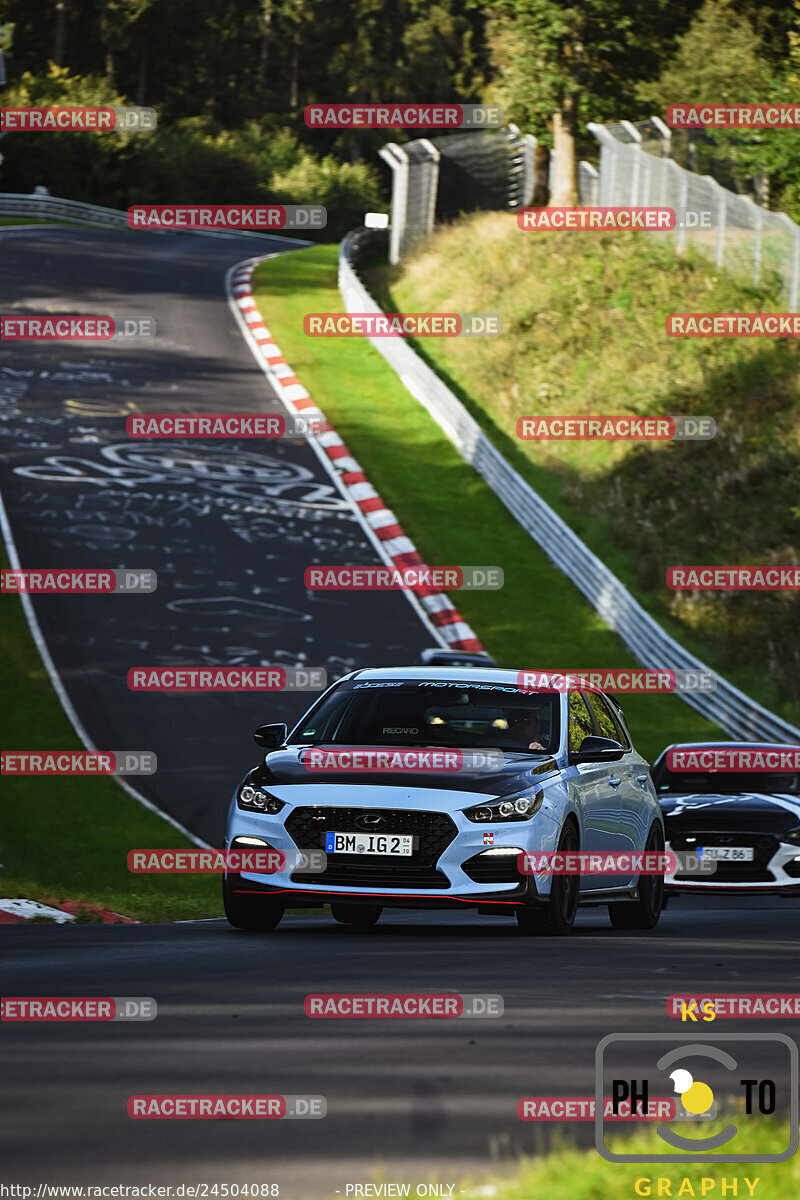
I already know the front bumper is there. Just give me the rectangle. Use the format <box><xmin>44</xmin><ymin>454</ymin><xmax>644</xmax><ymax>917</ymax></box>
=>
<box><xmin>225</xmin><ymin>795</ymin><xmax>562</xmax><ymax>907</ymax></box>
<box><xmin>665</xmin><ymin>833</ymin><xmax>800</xmax><ymax>893</ymax></box>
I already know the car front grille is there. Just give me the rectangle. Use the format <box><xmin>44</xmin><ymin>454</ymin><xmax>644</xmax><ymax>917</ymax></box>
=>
<box><xmin>670</xmin><ymin>831</ymin><xmax>779</xmax><ymax>882</ymax></box>
<box><xmin>285</xmin><ymin>805</ymin><xmax>458</xmax><ymax>890</ymax></box>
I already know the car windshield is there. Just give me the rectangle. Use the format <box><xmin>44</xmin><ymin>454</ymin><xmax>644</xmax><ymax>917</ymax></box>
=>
<box><xmin>653</xmin><ymin>765</ymin><xmax>800</xmax><ymax>795</ymax></box>
<box><xmin>289</xmin><ymin>681</ymin><xmax>559</xmax><ymax>754</ymax></box>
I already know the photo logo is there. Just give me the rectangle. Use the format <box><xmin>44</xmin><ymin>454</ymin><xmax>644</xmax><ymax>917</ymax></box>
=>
<box><xmin>302</xmin><ymin>748</ymin><xmax>504</xmax><ymax>773</ymax></box>
<box><xmin>595</xmin><ymin>1033</ymin><xmax>799</xmax><ymax>1162</ymax></box>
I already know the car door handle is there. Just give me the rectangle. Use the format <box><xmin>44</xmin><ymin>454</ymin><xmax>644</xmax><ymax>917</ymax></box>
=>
<box><xmin>635</xmin><ymin>774</ymin><xmax>649</xmax><ymax>786</ymax></box>
<box><xmin>608</xmin><ymin>776</ymin><xmax>622</xmax><ymax>789</ymax></box>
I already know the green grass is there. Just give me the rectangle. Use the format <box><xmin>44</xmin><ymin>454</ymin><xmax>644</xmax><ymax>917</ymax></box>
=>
<box><xmin>252</xmin><ymin>246</ymin><xmax>723</xmax><ymax>762</ymax></box>
<box><xmin>463</xmin><ymin>1117</ymin><xmax>799</xmax><ymax>1200</ymax></box>
<box><xmin>0</xmin><ymin>544</ymin><xmax>224</xmax><ymax>923</ymax></box>
<box><xmin>362</xmin><ymin>212</ymin><xmax>800</xmax><ymax>727</ymax></box>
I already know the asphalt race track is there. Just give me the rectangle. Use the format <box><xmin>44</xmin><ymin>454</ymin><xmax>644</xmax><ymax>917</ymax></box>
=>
<box><xmin>0</xmin><ymin>228</ymin><xmax>433</xmax><ymax>844</ymax></box>
<box><xmin>0</xmin><ymin>898</ymin><xmax>797</xmax><ymax>1195</ymax></box>
<box><xmin>3</xmin><ymin>229</ymin><xmax>799</xmax><ymax>1198</ymax></box>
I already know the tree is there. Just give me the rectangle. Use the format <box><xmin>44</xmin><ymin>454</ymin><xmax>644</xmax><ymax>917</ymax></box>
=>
<box><xmin>482</xmin><ymin>0</ymin><xmax>704</xmax><ymax>205</ymax></box>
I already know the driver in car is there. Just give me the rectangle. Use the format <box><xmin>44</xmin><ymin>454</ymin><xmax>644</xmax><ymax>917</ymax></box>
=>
<box><xmin>507</xmin><ymin>710</ymin><xmax>547</xmax><ymax>752</ymax></box>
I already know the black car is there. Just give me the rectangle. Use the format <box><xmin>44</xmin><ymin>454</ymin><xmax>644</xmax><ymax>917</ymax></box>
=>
<box><xmin>653</xmin><ymin>741</ymin><xmax>800</xmax><ymax>893</ymax></box>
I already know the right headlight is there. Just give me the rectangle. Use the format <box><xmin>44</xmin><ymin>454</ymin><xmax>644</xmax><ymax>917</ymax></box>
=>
<box><xmin>464</xmin><ymin>787</ymin><xmax>544</xmax><ymax>823</ymax></box>
<box><xmin>237</xmin><ymin>783</ymin><xmax>285</xmax><ymax>814</ymax></box>
<box><xmin>782</xmin><ymin>826</ymin><xmax>800</xmax><ymax>843</ymax></box>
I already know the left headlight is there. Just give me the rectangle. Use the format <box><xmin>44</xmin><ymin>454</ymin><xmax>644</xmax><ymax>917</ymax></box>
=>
<box><xmin>782</xmin><ymin>826</ymin><xmax>800</xmax><ymax>843</ymax></box>
<box><xmin>237</xmin><ymin>783</ymin><xmax>285</xmax><ymax>814</ymax></box>
<box><xmin>464</xmin><ymin>787</ymin><xmax>544</xmax><ymax>823</ymax></box>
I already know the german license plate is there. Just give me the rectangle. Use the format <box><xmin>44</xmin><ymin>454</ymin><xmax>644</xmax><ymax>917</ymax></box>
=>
<box><xmin>699</xmin><ymin>846</ymin><xmax>754</xmax><ymax>861</ymax></box>
<box><xmin>325</xmin><ymin>831</ymin><xmax>415</xmax><ymax>856</ymax></box>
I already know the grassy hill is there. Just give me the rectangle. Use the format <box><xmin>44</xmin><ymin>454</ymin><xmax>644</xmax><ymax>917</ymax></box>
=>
<box><xmin>364</xmin><ymin>213</ymin><xmax>800</xmax><ymax>726</ymax></box>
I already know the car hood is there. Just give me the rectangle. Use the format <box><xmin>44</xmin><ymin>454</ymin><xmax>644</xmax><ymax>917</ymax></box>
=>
<box><xmin>251</xmin><ymin>746</ymin><xmax>559</xmax><ymax>798</ymax></box>
<box><xmin>660</xmin><ymin>792</ymin><xmax>800</xmax><ymax>834</ymax></box>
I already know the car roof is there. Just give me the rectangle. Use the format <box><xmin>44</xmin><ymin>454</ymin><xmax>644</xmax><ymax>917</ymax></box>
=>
<box><xmin>659</xmin><ymin>741</ymin><xmax>799</xmax><ymax>752</ymax></box>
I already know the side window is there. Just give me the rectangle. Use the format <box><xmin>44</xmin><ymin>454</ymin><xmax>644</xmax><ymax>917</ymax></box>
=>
<box><xmin>585</xmin><ymin>692</ymin><xmax>631</xmax><ymax>750</ymax></box>
<box><xmin>568</xmin><ymin>692</ymin><xmax>594</xmax><ymax>752</ymax></box>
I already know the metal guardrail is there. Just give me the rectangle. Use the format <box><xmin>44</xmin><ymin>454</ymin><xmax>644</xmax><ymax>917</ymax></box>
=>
<box><xmin>0</xmin><ymin>192</ymin><xmax>288</xmax><ymax>240</ymax></box>
<box><xmin>339</xmin><ymin>229</ymin><xmax>800</xmax><ymax>743</ymax></box>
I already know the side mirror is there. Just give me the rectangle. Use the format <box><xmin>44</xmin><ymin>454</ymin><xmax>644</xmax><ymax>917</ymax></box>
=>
<box><xmin>571</xmin><ymin>735</ymin><xmax>625</xmax><ymax>763</ymax></box>
<box><xmin>253</xmin><ymin>723</ymin><xmax>287</xmax><ymax>749</ymax></box>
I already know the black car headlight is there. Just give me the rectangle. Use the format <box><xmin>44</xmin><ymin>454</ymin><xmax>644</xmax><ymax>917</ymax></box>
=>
<box><xmin>464</xmin><ymin>787</ymin><xmax>544</xmax><ymax>823</ymax></box>
<box><xmin>782</xmin><ymin>827</ymin><xmax>800</xmax><ymax>843</ymax></box>
<box><xmin>237</xmin><ymin>783</ymin><xmax>285</xmax><ymax>814</ymax></box>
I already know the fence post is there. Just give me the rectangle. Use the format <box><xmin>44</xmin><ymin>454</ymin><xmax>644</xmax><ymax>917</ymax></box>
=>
<box><xmin>587</xmin><ymin>123</ymin><xmax>616</xmax><ymax>206</ymax></box>
<box><xmin>621</xmin><ymin>120</ymin><xmax>642</xmax><ymax>205</ymax></box>
<box><xmin>775</xmin><ymin>212</ymin><xmax>800</xmax><ymax>310</ymax></box>
<box><xmin>650</xmin><ymin>115</ymin><xmax>672</xmax><ymax>158</ymax></box>
<box><xmin>741</xmin><ymin>195</ymin><xmax>762</xmax><ymax>284</ymax></box>
<box><xmin>579</xmin><ymin>161</ymin><xmax>599</xmax><ymax>206</ymax></box>
<box><xmin>702</xmin><ymin>176</ymin><xmax>726</xmax><ymax>269</ymax></box>
<box><xmin>378</xmin><ymin>142</ymin><xmax>409</xmax><ymax>264</ymax></box>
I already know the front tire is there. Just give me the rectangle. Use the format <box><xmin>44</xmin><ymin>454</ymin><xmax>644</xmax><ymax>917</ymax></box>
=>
<box><xmin>517</xmin><ymin>822</ymin><xmax>580</xmax><ymax>937</ymax></box>
<box><xmin>608</xmin><ymin>823</ymin><xmax>665</xmax><ymax>930</ymax></box>
<box><xmin>331</xmin><ymin>903</ymin><xmax>382</xmax><ymax>926</ymax></box>
<box><xmin>223</xmin><ymin>880</ymin><xmax>284</xmax><ymax>931</ymax></box>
